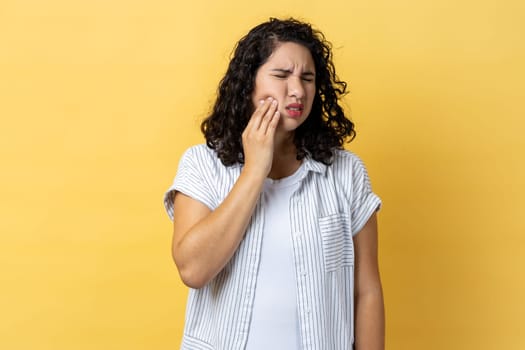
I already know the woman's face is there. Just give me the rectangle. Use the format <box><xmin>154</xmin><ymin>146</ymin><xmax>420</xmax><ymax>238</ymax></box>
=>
<box><xmin>251</xmin><ymin>41</ymin><xmax>316</xmax><ymax>133</ymax></box>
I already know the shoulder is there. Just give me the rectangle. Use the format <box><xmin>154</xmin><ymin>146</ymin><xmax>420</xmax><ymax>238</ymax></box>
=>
<box><xmin>305</xmin><ymin>148</ymin><xmax>368</xmax><ymax>180</ymax></box>
<box><xmin>181</xmin><ymin>143</ymin><xmax>218</xmax><ymax>161</ymax></box>
<box><xmin>327</xmin><ymin>148</ymin><xmax>374</xmax><ymax>197</ymax></box>
<box><xmin>179</xmin><ymin>144</ymin><xmax>221</xmax><ymax>169</ymax></box>
<box><xmin>179</xmin><ymin>144</ymin><xmax>239</xmax><ymax>177</ymax></box>
<box><xmin>330</xmin><ymin>148</ymin><xmax>368</xmax><ymax>173</ymax></box>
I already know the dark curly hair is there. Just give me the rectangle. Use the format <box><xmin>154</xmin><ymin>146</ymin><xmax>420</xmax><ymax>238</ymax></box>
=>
<box><xmin>201</xmin><ymin>17</ymin><xmax>356</xmax><ymax>166</ymax></box>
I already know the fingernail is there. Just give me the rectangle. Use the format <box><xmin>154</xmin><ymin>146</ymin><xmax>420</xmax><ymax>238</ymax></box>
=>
<box><xmin>272</xmin><ymin>99</ymin><xmax>277</xmax><ymax>105</ymax></box>
<box><xmin>259</xmin><ymin>100</ymin><xmax>265</xmax><ymax>104</ymax></box>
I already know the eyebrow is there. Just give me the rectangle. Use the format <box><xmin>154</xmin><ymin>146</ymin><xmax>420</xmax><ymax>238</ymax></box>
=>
<box><xmin>270</xmin><ymin>68</ymin><xmax>315</xmax><ymax>76</ymax></box>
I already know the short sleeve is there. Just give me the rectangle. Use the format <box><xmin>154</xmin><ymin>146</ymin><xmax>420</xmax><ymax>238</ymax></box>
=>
<box><xmin>350</xmin><ymin>156</ymin><xmax>382</xmax><ymax>236</ymax></box>
<box><xmin>163</xmin><ymin>147</ymin><xmax>217</xmax><ymax>221</ymax></box>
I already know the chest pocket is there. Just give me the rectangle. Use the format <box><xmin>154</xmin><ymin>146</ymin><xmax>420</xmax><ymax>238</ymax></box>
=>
<box><xmin>319</xmin><ymin>213</ymin><xmax>354</xmax><ymax>272</ymax></box>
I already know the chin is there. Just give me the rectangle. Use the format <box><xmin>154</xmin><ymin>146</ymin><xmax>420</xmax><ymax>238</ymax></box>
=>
<box><xmin>279</xmin><ymin>118</ymin><xmax>307</xmax><ymax>133</ymax></box>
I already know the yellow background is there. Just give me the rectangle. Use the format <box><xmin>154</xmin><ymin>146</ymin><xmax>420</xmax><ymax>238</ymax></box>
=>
<box><xmin>1</xmin><ymin>0</ymin><xmax>524</xmax><ymax>349</ymax></box>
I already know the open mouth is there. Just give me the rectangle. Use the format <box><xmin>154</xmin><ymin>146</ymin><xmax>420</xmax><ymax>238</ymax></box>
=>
<box><xmin>286</xmin><ymin>103</ymin><xmax>304</xmax><ymax>112</ymax></box>
<box><xmin>285</xmin><ymin>104</ymin><xmax>304</xmax><ymax>117</ymax></box>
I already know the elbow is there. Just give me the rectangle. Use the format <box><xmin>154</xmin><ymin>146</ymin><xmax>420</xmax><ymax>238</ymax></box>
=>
<box><xmin>172</xmin><ymin>250</ymin><xmax>210</xmax><ymax>289</ymax></box>
<box><xmin>355</xmin><ymin>284</ymin><xmax>384</xmax><ymax>303</ymax></box>
<box><xmin>177</xmin><ymin>265</ymin><xmax>209</xmax><ymax>289</ymax></box>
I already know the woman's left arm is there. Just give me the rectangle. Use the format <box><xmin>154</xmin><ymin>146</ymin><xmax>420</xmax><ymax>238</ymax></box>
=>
<box><xmin>353</xmin><ymin>212</ymin><xmax>385</xmax><ymax>350</ymax></box>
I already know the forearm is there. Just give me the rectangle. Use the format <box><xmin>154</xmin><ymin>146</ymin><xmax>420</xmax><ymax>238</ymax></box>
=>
<box><xmin>354</xmin><ymin>289</ymin><xmax>385</xmax><ymax>350</ymax></box>
<box><xmin>173</xmin><ymin>169</ymin><xmax>265</xmax><ymax>288</ymax></box>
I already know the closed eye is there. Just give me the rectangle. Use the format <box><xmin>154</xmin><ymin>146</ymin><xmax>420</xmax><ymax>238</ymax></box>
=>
<box><xmin>301</xmin><ymin>72</ymin><xmax>315</xmax><ymax>82</ymax></box>
<box><xmin>270</xmin><ymin>69</ymin><xmax>315</xmax><ymax>82</ymax></box>
<box><xmin>271</xmin><ymin>74</ymin><xmax>314</xmax><ymax>82</ymax></box>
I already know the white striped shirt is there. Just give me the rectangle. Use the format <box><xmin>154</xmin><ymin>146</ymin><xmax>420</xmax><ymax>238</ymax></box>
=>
<box><xmin>164</xmin><ymin>144</ymin><xmax>381</xmax><ymax>350</ymax></box>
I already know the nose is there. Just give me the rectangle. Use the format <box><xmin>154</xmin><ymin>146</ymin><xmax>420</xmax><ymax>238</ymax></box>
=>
<box><xmin>287</xmin><ymin>76</ymin><xmax>305</xmax><ymax>99</ymax></box>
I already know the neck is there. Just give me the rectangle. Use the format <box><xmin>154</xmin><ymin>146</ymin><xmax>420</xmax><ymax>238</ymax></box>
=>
<box><xmin>268</xmin><ymin>130</ymin><xmax>302</xmax><ymax>180</ymax></box>
<box><xmin>273</xmin><ymin>129</ymin><xmax>295</xmax><ymax>153</ymax></box>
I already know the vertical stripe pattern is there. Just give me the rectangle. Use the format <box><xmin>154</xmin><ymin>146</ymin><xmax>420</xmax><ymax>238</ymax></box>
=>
<box><xmin>164</xmin><ymin>144</ymin><xmax>381</xmax><ymax>350</ymax></box>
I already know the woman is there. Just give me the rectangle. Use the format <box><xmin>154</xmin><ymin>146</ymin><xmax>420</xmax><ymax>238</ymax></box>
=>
<box><xmin>164</xmin><ymin>17</ymin><xmax>384</xmax><ymax>350</ymax></box>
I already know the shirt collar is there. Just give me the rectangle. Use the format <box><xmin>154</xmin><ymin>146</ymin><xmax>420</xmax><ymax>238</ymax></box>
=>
<box><xmin>303</xmin><ymin>155</ymin><xmax>328</xmax><ymax>175</ymax></box>
<box><xmin>232</xmin><ymin>153</ymin><xmax>328</xmax><ymax>175</ymax></box>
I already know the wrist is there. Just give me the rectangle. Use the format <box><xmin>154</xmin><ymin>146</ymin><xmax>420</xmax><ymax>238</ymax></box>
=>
<box><xmin>239</xmin><ymin>165</ymin><xmax>267</xmax><ymax>187</ymax></box>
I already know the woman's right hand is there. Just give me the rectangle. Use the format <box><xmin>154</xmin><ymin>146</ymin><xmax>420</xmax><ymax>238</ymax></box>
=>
<box><xmin>241</xmin><ymin>97</ymin><xmax>280</xmax><ymax>180</ymax></box>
